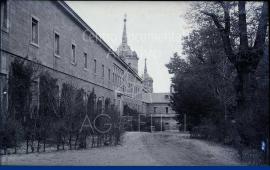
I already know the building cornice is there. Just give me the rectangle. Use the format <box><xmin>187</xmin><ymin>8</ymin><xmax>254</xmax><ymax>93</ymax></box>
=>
<box><xmin>58</xmin><ymin>1</ymin><xmax>142</xmax><ymax>82</ymax></box>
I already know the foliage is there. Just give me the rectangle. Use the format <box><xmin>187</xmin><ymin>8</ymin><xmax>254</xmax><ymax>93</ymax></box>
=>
<box><xmin>1</xmin><ymin>59</ymin><xmax>125</xmax><ymax>154</ymax></box>
<box><xmin>167</xmin><ymin>1</ymin><xmax>269</xmax><ymax>164</ymax></box>
<box><xmin>8</xmin><ymin>59</ymin><xmax>36</xmax><ymax>124</ymax></box>
<box><xmin>166</xmin><ymin>25</ymin><xmax>234</xmax><ymax>133</ymax></box>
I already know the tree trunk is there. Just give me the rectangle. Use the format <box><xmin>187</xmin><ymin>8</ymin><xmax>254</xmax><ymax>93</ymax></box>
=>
<box><xmin>69</xmin><ymin>134</ymin><xmax>72</xmax><ymax>150</ymax></box>
<box><xmin>26</xmin><ymin>139</ymin><xmax>29</xmax><ymax>154</ymax></box>
<box><xmin>4</xmin><ymin>145</ymin><xmax>7</xmax><ymax>155</ymax></box>
<box><xmin>43</xmin><ymin>138</ymin><xmax>46</xmax><ymax>152</ymax></box>
<box><xmin>233</xmin><ymin>71</ymin><xmax>257</xmax><ymax>152</ymax></box>
<box><xmin>235</xmin><ymin>71</ymin><xmax>256</xmax><ymax>120</ymax></box>
<box><xmin>31</xmin><ymin>135</ymin><xmax>34</xmax><ymax>153</ymax></box>
<box><xmin>14</xmin><ymin>138</ymin><xmax>17</xmax><ymax>154</ymax></box>
<box><xmin>91</xmin><ymin>135</ymin><xmax>95</xmax><ymax>148</ymax></box>
<box><xmin>37</xmin><ymin>139</ymin><xmax>40</xmax><ymax>153</ymax></box>
<box><xmin>62</xmin><ymin>136</ymin><xmax>65</xmax><ymax>150</ymax></box>
<box><xmin>74</xmin><ymin>133</ymin><xmax>79</xmax><ymax>149</ymax></box>
<box><xmin>84</xmin><ymin>135</ymin><xmax>87</xmax><ymax>148</ymax></box>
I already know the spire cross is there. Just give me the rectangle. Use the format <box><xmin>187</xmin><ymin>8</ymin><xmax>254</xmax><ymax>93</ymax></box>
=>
<box><xmin>122</xmin><ymin>13</ymin><xmax>127</xmax><ymax>45</ymax></box>
<box><xmin>124</xmin><ymin>13</ymin><xmax>127</xmax><ymax>22</ymax></box>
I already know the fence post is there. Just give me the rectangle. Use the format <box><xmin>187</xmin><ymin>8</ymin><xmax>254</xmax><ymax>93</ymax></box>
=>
<box><xmin>184</xmin><ymin>114</ymin><xmax>187</xmax><ymax>132</ymax></box>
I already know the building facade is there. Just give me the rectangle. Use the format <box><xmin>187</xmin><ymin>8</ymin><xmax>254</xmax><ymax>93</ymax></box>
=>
<box><xmin>143</xmin><ymin>93</ymin><xmax>178</xmax><ymax>130</ymax></box>
<box><xmin>0</xmin><ymin>0</ymin><xmax>144</xmax><ymax>118</ymax></box>
<box><xmin>0</xmin><ymin>0</ymin><xmax>177</xmax><ymax>130</ymax></box>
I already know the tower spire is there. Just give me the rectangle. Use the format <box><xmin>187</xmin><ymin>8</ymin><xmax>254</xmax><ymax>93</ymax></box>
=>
<box><xmin>144</xmin><ymin>58</ymin><xmax>147</xmax><ymax>74</ymax></box>
<box><xmin>122</xmin><ymin>14</ymin><xmax>127</xmax><ymax>45</ymax></box>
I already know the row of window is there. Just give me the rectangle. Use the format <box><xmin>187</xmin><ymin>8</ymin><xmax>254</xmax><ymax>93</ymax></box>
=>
<box><xmin>153</xmin><ymin>107</ymin><xmax>169</xmax><ymax>114</ymax></box>
<box><xmin>1</xmin><ymin>1</ymin><xmax>141</xmax><ymax>94</ymax></box>
<box><xmin>29</xmin><ymin>16</ymin><xmax>114</xmax><ymax>81</ymax></box>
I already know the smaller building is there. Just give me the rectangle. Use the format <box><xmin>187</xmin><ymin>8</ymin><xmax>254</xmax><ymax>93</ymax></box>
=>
<box><xmin>143</xmin><ymin>93</ymin><xmax>178</xmax><ymax>131</ymax></box>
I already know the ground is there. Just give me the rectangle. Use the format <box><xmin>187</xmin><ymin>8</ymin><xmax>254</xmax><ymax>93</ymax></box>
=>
<box><xmin>1</xmin><ymin>131</ymin><xmax>241</xmax><ymax>166</ymax></box>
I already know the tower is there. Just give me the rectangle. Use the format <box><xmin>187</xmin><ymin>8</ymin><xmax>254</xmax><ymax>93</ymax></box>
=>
<box><xmin>143</xmin><ymin>58</ymin><xmax>153</xmax><ymax>93</ymax></box>
<box><xmin>116</xmin><ymin>14</ymin><xmax>139</xmax><ymax>73</ymax></box>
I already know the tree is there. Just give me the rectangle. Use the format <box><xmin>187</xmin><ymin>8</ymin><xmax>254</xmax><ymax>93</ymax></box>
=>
<box><xmin>38</xmin><ymin>72</ymin><xmax>59</xmax><ymax>151</ymax></box>
<box><xmin>87</xmin><ymin>88</ymin><xmax>96</xmax><ymax>123</ymax></box>
<box><xmin>7</xmin><ymin>59</ymin><xmax>40</xmax><ymax>153</ymax></box>
<box><xmin>167</xmin><ymin>2</ymin><xmax>269</xmax><ymax>163</ymax></box>
<box><xmin>201</xmin><ymin>1</ymin><xmax>268</xmax><ymax>144</ymax></box>
<box><xmin>8</xmin><ymin>59</ymin><xmax>35</xmax><ymax>124</ymax></box>
<box><xmin>167</xmin><ymin>25</ymin><xmax>235</xmax><ymax>134</ymax></box>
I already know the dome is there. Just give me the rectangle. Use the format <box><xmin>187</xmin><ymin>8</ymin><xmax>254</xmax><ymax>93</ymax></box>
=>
<box><xmin>132</xmin><ymin>51</ymin><xmax>139</xmax><ymax>59</ymax></box>
<box><xmin>142</xmin><ymin>72</ymin><xmax>153</xmax><ymax>81</ymax></box>
<box><xmin>116</xmin><ymin>44</ymin><xmax>133</xmax><ymax>57</ymax></box>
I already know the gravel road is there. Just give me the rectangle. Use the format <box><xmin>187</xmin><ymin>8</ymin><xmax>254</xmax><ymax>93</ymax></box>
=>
<box><xmin>1</xmin><ymin>131</ymin><xmax>241</xmax><ymax>166</ymax></box>
<box><xmin>142</xmin><ymin>131</ymin><xmax>241</xmax><ymax>165</ymax></box>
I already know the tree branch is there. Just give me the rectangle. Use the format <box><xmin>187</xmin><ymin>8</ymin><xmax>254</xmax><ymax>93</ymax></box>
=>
<box><xmin>201</xmin><ymin>11</ymin><xmax>224</xmax><ymax>31</ymax></box>
<box><xmin>238</xmin><ymin>1</ymin><xmax>249</xmax><ymax>51</ymax></box>
<box><xmin>253</xmin><ymin>1</ymin><xmax>268</xmax><ymax>53</ymax></box>
<box><xmin>201</xmin><ymin>5</ymin><xmax>236</xmax><ymax>65</ymax></box>
<box><xmin>219</xmin><ymin>1</ymin><xmax>230</xmax><ymax>33</ymax></box>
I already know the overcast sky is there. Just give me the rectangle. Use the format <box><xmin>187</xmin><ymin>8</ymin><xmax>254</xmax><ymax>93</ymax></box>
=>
<box><xmin>66</xmin><ymin>1</ymin><xmax>191</xmax><ymax>93</ymax></box>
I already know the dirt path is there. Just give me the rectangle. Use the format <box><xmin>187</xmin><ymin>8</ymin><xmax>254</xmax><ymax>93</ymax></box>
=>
<box><xmin>142</xmin><ymin>131</ymin><xmax>241</xmax><ymax>166</ymax></box>
<box><xmin>1</xmin><ymin>132</ymin><xmax>241</xmax><ymax>166</ymax></box>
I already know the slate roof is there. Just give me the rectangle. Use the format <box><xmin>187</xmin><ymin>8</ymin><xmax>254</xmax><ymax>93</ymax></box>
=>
<box><xmin>143</xmin><ymin>93</ymin><xmax>171</xmax><ymax>104</ymax></box>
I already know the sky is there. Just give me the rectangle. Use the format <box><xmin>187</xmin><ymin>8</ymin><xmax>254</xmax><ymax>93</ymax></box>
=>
<box><xmin>66</xmin><ymin>1</ymin><xmax>191</xmax><ymax>93</ymax></box>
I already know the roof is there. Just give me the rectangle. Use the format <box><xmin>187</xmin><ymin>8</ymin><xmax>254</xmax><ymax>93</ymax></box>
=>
<box><xmin>57</xmin><ymin>1</ymin><xmax>142</xmax><ymax>82</ymax></box>
<box><xmin>142</xmin><ymin>72</ymin><xmax>153</xmax><ymax>81</ymax></box>
<box><xmin>143</xmin><ymin>93</ymin><xmax>171</xmax><ymax>104</ymax></box>
<box><xmin>150</xmin><ymin>114</ymin><xmax>177</xmax><ymax>118</ymax></box>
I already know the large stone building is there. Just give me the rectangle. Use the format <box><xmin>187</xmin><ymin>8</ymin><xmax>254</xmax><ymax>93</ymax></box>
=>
<box><xmin>0</xmin><ymin>0</ymin><xmax>144</xmax><ymax>117</ymax></box>
<box><xmin>0</xmin><ymin>0</ymin><xmax>177</xmax><ymax>130</ymax></box>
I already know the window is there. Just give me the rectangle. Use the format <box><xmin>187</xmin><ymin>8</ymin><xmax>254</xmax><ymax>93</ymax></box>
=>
<box><xmin>102</xmin><ymin>64</ymin><xmax>104</xmax><ymax>77</ymax></box>
<box><xmin>71</xmin><ymin>44</ymin><xmax>76</xmax><ymax>63</ymax></box>
<box><xmin>113</xmin><ymin>64</ymin><xmax>124</xmax><ymax>86</ymax></box>
<box><xmin>84</xmin><ymin>53</ymin><xmax>87</xmax><ymax>68</ymax></box>
<box><xmin>54</xmin><ymin>33</ymin><xmax>60</xmax><ymax>56</ymax></box>
<box><xmin>84</xmin><ymin>30</ymin><xmax>90</xmax><ymax>42</ymax></box>
<box><xmin>108</xmin><ymin>69</ymin><xmax>111</xmax><ymax>80</ymax></box>
<box><xmin>1</xmin><ymin>0</ymin><xmax>8</xmax><ymax>29</ymax></box>
<box><xmin>94</xmin><ymin>59</ymin><xmax>97</xmax><ymax>73</ymax></box>
<box><xmin>166</xmin><ymin>107</ymin><xmax>168</xmax><ymax>114</ymax></box>
<box><xmin>154</xmin><ymin>107</ymin><xmax>157</xmax><ymax>113</ymax></box>
<box><xmin>31</xmin><ymin>17</ymin><xmax>39</xmax><ymax>45</ymax></box>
